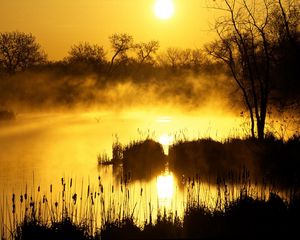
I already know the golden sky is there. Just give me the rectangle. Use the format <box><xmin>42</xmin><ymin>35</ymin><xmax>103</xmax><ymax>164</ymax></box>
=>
<box><xmin>0</xmin><ymin>0</ymin><xmax>215</xmax><ymax>60</ymax></box>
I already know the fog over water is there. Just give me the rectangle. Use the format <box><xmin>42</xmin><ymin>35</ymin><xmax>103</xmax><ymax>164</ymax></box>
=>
<box><xmin>0</xmin><ymin>109</ymin><xmax>242</xmax><ymax>190</ymax></box>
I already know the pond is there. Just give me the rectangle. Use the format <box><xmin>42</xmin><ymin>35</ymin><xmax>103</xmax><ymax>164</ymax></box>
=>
<box><xmin>0</xmin><ymin>110</ymin><xmax>289</xmax><ymax>234</ymax></box>
<box><xmin>0</xmin><ymin>110</ymin><xmax>241</xmax><ymax>190</ymax></box>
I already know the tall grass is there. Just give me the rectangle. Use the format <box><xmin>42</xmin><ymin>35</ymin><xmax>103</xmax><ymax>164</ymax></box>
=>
<box><xmin>1</xmin><ymin>173</ymin><xmax>300</xmax><ymax>239</ymax></box>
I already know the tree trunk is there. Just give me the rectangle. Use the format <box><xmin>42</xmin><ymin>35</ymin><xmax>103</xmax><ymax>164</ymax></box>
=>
<box><xmin>257</xmin><ymin>119</ymin><xmax>265</xmax><ymax>140</ymax></box>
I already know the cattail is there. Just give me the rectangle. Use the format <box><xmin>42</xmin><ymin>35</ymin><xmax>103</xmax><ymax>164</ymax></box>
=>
<box><xmin>43</xmin><ymin>195</ymin><xmax>47</xmax><ymax>204</ymax></box>
<box><xmin>87</xmin><ymin>185</ymin><xmax>90</xmax><ymax>197</ymax></box>
<box><xmin>38</xmin><ymin>186</ymin><xmax>40</xmax><ymax>192</ymax></box>
<box><xmin>91</xmin><ymin>194</ymin><xmax>94</xmax><ymax>205</ymax></box>
<box><xmin>112</xmin><ymin>185</ymin><xmax>114</xmax><ymax>193</ymax></box>
<box><xmin>72</xmin><ymin>193</ymin><xmax>77</xmax><ymax>204</ymax></box>
<box><xmin>12</xmin><ymin>193</ymin><xmax>15</xmax><ymax>204</ymax></box>
<box><xmin>55</xmin><ymin>202</ymin><xmax>58</xmax><ymax>208</ymax></box>
<box><xmin>12</xmin><ymin>204</ymin><xmax>15</xmax><ymax>214</ymax></box>
<box><xmin>61</xmin><ymin>177</ymin><xmax>64</xmax><ymax>185</ymax></box>
<box><xmin>50</xmin><ymin>184</ymin><xmax>52</xmax><ymax>193</ymax></box>
<box><xmin>70</xmin><ymin>178</ymin><xmax>73</xmax><ymax>188</ymax></box>
<box><xmin>24</xmin><ymin>193</ymin><xmax>27</xmax><ymax>200</ymax></box>
<box><xmin>20</xmin><ymin>195</ymin><xmax>23</xmax><ymax>203</ymax></box>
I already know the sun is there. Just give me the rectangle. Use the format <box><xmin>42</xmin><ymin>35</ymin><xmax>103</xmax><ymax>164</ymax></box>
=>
<box><xmin>158</xmin><ymin>134</ymin><xmax>174</xmax><ymax>146</ymax></box>
<box><xmin>154</xmin><ymin>0</ymin><xmax>175</xmax><ymax>20</ymax></box>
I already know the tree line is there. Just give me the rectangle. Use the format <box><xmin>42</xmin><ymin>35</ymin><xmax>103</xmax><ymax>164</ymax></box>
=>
<box><xmin>0</xmin><ymin>31</ymin><xmax>211</xmax><ymax>76</ymax></box>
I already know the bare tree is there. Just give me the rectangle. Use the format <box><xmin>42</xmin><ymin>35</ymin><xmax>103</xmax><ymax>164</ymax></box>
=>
<box><xmin>206</xmin><ymin>0</ymin><xmax>299</xmax><ymax>140</ymax></box>
<box><xmin>108</xmin><ymin>33</ymin><xmax>134</xmax><ymax>74</ymax></box>
<box><xmin>134</xmin><ymin>40</ymin><xmax>159</xmax><ymax>65</ymax></box>
<box><xmin>158</xmin><ymin>47</ymin><xmax>203</xmax><ymax>71</ymax></box>
<box><xmin>66</xmin><ymin>42</ymin><xmax>106</xmax><ymax>65</ymax></box>
<box><xmin>270</xmin><ymin>0</ymin><xmax>300</xmax><ymax>106</ymax></box>
<box><xmin>0</xmin><ymin>31</ymin><xmax>46</xmax><ymax>74</ymax></box>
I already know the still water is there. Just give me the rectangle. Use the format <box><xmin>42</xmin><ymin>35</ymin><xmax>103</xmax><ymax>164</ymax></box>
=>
<box><xmin>0</xmin><ymin>110</ymin><xmax>241</xmax><ymax>189</ymax></box>
<box><xmin>0</xmin><ymin>110</ymin><xmax>249</xmax><ymax>232</ymax></box>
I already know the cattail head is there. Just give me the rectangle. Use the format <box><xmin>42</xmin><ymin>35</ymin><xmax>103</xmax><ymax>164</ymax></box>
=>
<box><xmin>72</xmin><ymin>193</ymin><xmax>77</xmax><ymax>204</ymax></box>
<box><xmin>43</xmin><ymin>195</ymin><xmax>47</xmax><ymax>204</ymax></box>
<box><xmin>12</xmin><ymin>204</ymin><xmax>15</xmax><ymax>214</ymax></box>
<box><xmin>91</xmin><ymin>195</ymin><xmax>94</xmax><ymax>205</ymax></box>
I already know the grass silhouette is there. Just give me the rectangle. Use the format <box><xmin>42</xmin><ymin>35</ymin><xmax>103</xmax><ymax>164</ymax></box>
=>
<box><xmin>2</xmin><ymin>175</ymin><xmax>300</xmax><ymax>239</ymax></box>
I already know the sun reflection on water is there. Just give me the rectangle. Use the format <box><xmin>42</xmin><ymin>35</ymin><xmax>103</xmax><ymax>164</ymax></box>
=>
<box><xmin>157</xmin><ymin>172</ymin><xmax>175</xmax><ymax>208</ymax></box>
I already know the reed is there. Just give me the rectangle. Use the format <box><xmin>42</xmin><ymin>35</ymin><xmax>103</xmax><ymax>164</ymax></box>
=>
<box><xmin>1</xmin><ymin>173</ymin><xmax>299</xmax><ymax>240</ymax></box>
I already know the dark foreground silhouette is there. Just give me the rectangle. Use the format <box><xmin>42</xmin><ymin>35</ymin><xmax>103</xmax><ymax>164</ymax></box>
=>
<box><xmin>12</xmin><ymin>191</ymin><xmax>300</xmax><ymax>240</ymax></box>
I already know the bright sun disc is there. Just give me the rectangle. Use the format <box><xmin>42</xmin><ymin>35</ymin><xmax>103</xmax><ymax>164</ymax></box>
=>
<box><xmin>154</xmin><ymin>0</ymin><xmax>175</xmax><ymax>20</ymax></box>
<box><xmin>158</xmin><ymin>134</ymin><xmax>174</xmax><ymax>146</ymax></box>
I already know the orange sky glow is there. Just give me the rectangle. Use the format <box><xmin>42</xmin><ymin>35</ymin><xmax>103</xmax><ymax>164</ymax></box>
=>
<box><xmin>0</xmin><ymin>0</ymin><xmax>215</xmax><ymax>60</ymax></box>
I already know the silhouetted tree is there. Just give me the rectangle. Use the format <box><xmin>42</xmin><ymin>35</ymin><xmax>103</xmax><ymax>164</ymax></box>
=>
<box><xmin>158</xmin><ymin>47</ymin><xmax>203</xmax><ymax>71</ymax></box>
<box><xmin>66</xmin><ymin>42</ymin><xmax>106</xmax><ymax>66</ymax></box>
<box><xmin>206</xmin><ymin>0</ymin><xmax>299</xmax><ymax>140</ymax></box>
<box><xmin>269</xmin><ymin>0</ymin><xmax>300</xmax><ymax>106</ymax></box>
<box><xmin>108</xmin><ymin>33</ymin><xmax>134</xmax><ymax>74</ymax></box>
<box><xmin>0</xmin><ymin>31</ymin><xmax>46</xmax><ymax>74</ymax></box>
<box><xmin>134</xmin><ymin>40</ymin><xmax>159</xmax><ymax>65</ymax></box>
<box><xmin>158</xmin><ymin>47</ymin><xmax>181</xmax><ymax>69</ymax></box>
